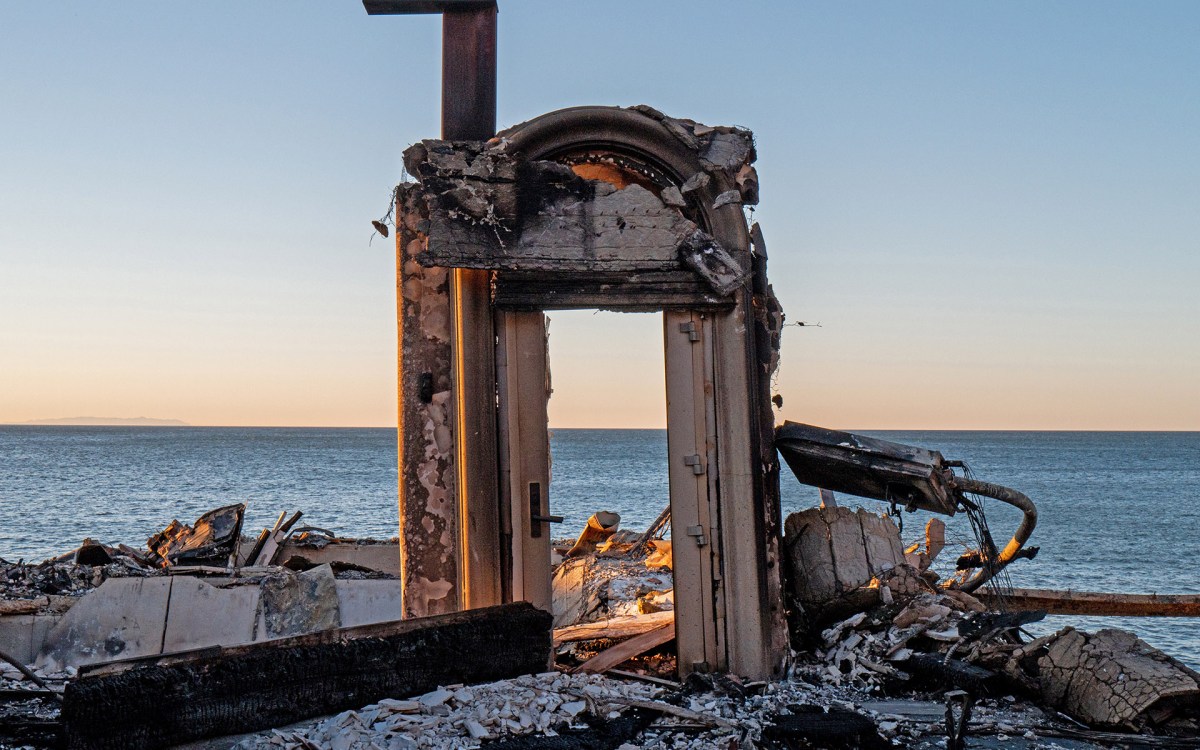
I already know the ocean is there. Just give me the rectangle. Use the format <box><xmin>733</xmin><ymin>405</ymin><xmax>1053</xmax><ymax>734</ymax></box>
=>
<box><xmin>1</xmin><ymin>427</ymin><xmax>1197</xmax><ymax>665</ymax></box>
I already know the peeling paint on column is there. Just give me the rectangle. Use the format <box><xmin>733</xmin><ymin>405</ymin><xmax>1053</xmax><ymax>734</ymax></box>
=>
<box><xmin>396</xmin><ymin>184</ymin><xmax>459</xmax><ymax>619</ymax></box>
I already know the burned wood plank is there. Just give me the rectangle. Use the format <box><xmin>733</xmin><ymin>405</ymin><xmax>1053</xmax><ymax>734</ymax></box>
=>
<box><xmin>763</xmin><ymin>706</ymin><xmax>890</xmax><ymax>750</ymax></box>
<box><xmin>0</xmin><ymin>715</ymin><xmax>60</xmax><ymax>749</ymax></box>
<box><xmin>146</xmin><ymin>503</ymin><xmax>245</xmax><ymax>568</ymax></box>
<box><xmin>62</xmin><ymin>603</ymin><xmax>552</xmax><ymax>750</ymax></box>
<box><xmin>977</xmin><ymin>588</ymin><xmax>1200</xmax><ymax>617</ymax></box>
<box><xmin>570</xmin><ymin>622</ymin><xmax>675</xmax><ymax>675</ymax></box>
<box><xmin>0</xmin><ymin>598</ymin><xmax>47</xmax><ymax>616</ymax></box>
<box><xmin>493</xmin><ymin>270</ymin><xmax>734</xmax><ymax>311</ymax></box>
<box><xmin>553</xmin><ymin>611</ymin><xmax>675</xmax><ymax>646</ymax></box>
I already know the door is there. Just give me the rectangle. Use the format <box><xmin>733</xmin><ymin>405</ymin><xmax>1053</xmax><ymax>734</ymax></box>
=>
<box><xmin>496</xmin><ymin>310</ymin><xmax>553</xmax><ymax>611</ymax></box>
<box><xmin>663</xmin><ymin>310</ymin><xmax>723</xmax><ymax>673</ymax></box>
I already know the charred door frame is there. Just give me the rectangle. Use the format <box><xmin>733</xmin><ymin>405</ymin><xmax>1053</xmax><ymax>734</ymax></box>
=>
<box><xmin>394</xmin><ymin>106</ymin><xmax>788</xmax><ymax>679</ymax></box>
<box><xmin>480</xmin><ymin>107</ymin><xmax>786</xmax><ymax>678</ymax></box>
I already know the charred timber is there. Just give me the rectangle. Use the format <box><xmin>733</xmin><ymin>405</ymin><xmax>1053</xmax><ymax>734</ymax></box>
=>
<box><xmin>979</xmin><ymin>588</ymin><xmax>1200</xmax><ymax>618</ymax></box>
<box><xmin>908</xmin><ymin>653</ymin><xmax>1004</xmax><ymax>694</ymax></box>
<box><xmin>62</xmin><ymin>603</ymin><xmax>551</xmax><ymax>750</ymax></box>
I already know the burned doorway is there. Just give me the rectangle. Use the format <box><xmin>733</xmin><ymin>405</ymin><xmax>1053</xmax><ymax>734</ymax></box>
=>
<box><xmin>395</xmin><ymin>106</ymin><xmax>787</xmax><ymax>679</ymax></box>
<box><xmin>499</xmin><ymin>308</ymin><xmax>722</xmax><ymax>673</ymax></box>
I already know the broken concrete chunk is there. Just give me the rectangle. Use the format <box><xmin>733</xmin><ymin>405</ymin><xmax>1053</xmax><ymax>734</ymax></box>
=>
<box><xmin>892</xmin><ymin>600</ymin><xmax>951</xmax><ymax>629</ymax></box>
<box><xmin>736</xmin><ymin>163</ymin><xmax>760</xmax><ymax>205</ymax></box>
<box><xmin>904</xmin><ymin>518</ymin><xmax>947</xmax><ymax>573</ymax></box>
<box><xmin>403</xmin><ymin>139</ymin><xmax>518</xmax><ymax>184</ymax></box>
<box><xmin>679</xmin><ymin>171</ymin><xmax>711</xmax><ymax>194</ymax></box>
<box><xmin>1037</xmin><ymin>627</ymin><xmax>1200</xmax><ymax>730</ymax></box>
<box><xmin>699</xmin><ymin>131</ymin><xmax>755</xmax><ymax>173</ymax></box>
<box><xmin>417</xmin><ymin>688</ymin><xmax>454</xmax><ymax>707</ymax></box>
<box><xmin>659</xmin><ymin>185</ymin><xmax>686</xmax><ymax>208</ymax></box>
<box><xmin>261</xmin><ymin>564</ymin><xmax>340</xmax><ymax>638</ymax></box>
<box><xmin>711</xmin><ymin>189</ymin><xmax>742</xmax><ymax>210</ymax></box>
<box><xmin>677</xmin><ymin>228</ymin><xmax>748</xmax><ymax>296</ymax></box>
<box><xmin>783</xmin><ymin>506</ymin><xmax>906</xmax><ymax>614</ymax></box>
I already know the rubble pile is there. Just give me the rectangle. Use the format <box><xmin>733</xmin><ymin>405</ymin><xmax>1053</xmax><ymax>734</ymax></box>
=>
<box><xmin>0</xmin><ymin>505</ymin><xmax>399</xmax><ymax>609</ymax></box>
<box><xmin>0</xmin><ymin>556</ymin><xmax>153</xmax><ymax>601</ymax></box>
<box><xmin>229</xmin><ymin>673</ymin><xmax>663</xmax><ymax>750</ymax></box>
<box><xmin>215</xmin><ymin>664</ymin><xmax>1137</xmax><ymax>750</ymax></box>
<box><xmin>808</xmin><ymin>580</ymin><xmax>988</xmax><ymax>690</ymax></box>
<box><xmin>552</xmin><ymin>529</ymin><xmax>674</xmax><ymax>629</ymax></box>
<box><xmin>4</xmin><ymin>502</ymin><xmax>1200</xmax><ymax>749</ymax></box>
<box><xmin>800</xmin><ymin>568</ymin><xmax>1200</xmax><ymax>737</ymax></box>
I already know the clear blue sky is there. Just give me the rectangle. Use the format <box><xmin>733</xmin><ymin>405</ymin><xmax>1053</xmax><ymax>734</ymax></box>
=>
<box><xmin>2</xmin><ymin>2</ymin><xmax>1197</xmax><ymax>428</ymax></box>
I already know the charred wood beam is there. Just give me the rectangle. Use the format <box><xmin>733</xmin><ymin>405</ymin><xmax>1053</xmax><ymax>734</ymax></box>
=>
<box><xmin>977</xmin><ymin>588</ymin><xmax>1200</xmax><ymax>617</ymax></box>
<box><xmin>62</xmin><ymin>603</ymin><xmax>551</xmax><ymax>750</ymax></box>
<box><xmin>493</xmin><ymin>270</ymin><xmax>734</xmax><ymax>311</ymax></box>
<box><xmin>763</xmin><ymin>706</ymin><xmax>891</xmax><ymax>750</ymax></box>
<box><xmin>908</xmin><ymin>653</ymin><xmax>1004</xmax><ymax>695</ymax></box>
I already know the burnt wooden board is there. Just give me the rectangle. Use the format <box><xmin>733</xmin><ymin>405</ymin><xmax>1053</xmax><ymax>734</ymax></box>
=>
<box><xmin>493</xmin><ymin>270</ymin><xmax>735</xmax><ymax>311</ymax></box>
<box><xmin>62</xmin><ymin>603</ymin><xmax>551</xmax><ymax>750</ymax></box>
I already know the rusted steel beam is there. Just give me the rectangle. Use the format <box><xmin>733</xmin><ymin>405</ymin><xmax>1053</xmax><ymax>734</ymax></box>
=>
<box><xmin>978</xmin><ymin>588</ymin><xmax>1200</xmax><ymax>617</ymax></box>
<box><xmin>364</xmin><ymin>0</ymin><xmax>495</xmax><ymax>15</ymax></box>
<box><xmin>442</xmin><ymin>7</ymin><xmax>496</xmax><ymax>140</ymax></box>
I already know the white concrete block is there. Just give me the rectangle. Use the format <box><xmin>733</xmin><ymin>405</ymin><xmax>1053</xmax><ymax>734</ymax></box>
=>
<box><xmin>163</xmin><ymin>578</ymin><xmax>260</xmax><ymax>652</ymax></box>
<box><xmin>335</xmin><ymin>579</ymin><xmax>402</xmax><ymax>628</ymax></box>
<box><xmin>35</xmin><ymin>577</ymin><xmax>172</xmax><ymax>671</ymax></box>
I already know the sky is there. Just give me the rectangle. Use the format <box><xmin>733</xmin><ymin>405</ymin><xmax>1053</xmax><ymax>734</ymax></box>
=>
<box><xmin>1</xmin><ymin>2</ymin><xmax>1197</xmax><ymax>430</ymax></box>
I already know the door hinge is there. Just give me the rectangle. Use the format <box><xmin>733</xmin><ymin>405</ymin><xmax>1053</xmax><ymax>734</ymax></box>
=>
<box><xmin>683</xmin><ymin>454</ymin><xmax>704</xmax><ymax>475</ymax></box>
<box><xmin>685</xmin><ymin>524</ymin><xmax>709</xmax><ymax>547</ymax></box>
<box><xmin>678</xmin><ymin>321</ymin><xmax>700</xmax><ymax>342</ymax></box>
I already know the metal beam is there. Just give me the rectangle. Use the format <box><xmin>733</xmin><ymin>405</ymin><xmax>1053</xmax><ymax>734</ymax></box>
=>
<box><xmin>364</xmin><ymin>0</ymin><xmax>495</xmax><ymax>15</ymax></box>
<box><xmin>441</xmin><ymin>7</ymin><xmax>496</xmax><ymax>139</ymax></box>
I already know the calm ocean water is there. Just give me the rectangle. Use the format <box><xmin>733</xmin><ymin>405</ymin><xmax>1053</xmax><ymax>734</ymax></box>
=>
<box><xmin>1</xmin><ymin>427</ymin><xmax>1197</xmax><ymax>664</ymax></box>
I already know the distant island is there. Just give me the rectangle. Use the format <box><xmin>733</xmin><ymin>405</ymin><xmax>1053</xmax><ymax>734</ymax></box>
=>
<box><xmin>15</xmin><ymin>417</ymin><xmax>190</xmax><ymax>426</ymax></box>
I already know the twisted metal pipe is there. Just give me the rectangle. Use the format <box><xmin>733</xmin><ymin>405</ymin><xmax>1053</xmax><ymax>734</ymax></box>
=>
<box><xmin>952</xmin><ymin>477</ymin><xmax>1038</xmax><ymax>594</ymax></box>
